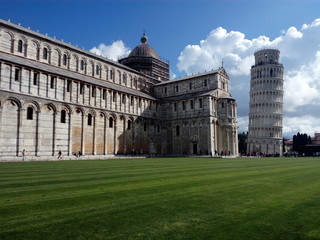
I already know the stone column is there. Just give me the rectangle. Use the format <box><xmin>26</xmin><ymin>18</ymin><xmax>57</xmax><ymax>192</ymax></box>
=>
<box><xmin>104</xmin><ymin>115</ymin><xmax>108</xmax><ymax>155</ymax></box>
<box><xmin>208</xmin><ymin>120</ymin><xmax>213</xmax><ymax>156</ymax></box>
<box><xmin>81</xmin><ymin>113</ymin><xmax>85</xmax><ymax>155</ymax></box>
<box><xmin>35</xmin><ymin>110</ymin><xmax>41</xmax><ymax>156</ymax></box>
<box><xmin>93</xmin><ymin>115</ymin><xmax>96</xmax><ymax>155</ymax></box>
<box><xmin>216</xmin><ymin>121</ymin><xmax>219</xmax><ymax>153</ymax></box>
<box><xmin>48</xmin><ymin>50</ymin><xmax>52</xmax><ymax>64</ymax></box>
<box><xmin>68</xmin><ymin>111</ymin><xmax>73</xmax><ymax>156</ymax></box>
<box><xmin>226</xmin><ymin>128</ymin><xmax>230</xmax><ymax>155</ymax></box>
<box><xmin>123</xmin><ymin>118</ymin><xmax>127</xmax><ymax>155</ymax></box>
<box><xmin>234</xmin><ymin>129</ymin><xmax>238</xmax><ymax>156</ymax></box>
<box><xmin>172</xmin><ymin>124</ymin><xmax>175</xmax><ymax>154</ymax></box>
<box><xmin>17</xmin><ymin>108</ymin><xmax>24</xmax><ymax>157</ymax></box>
<box><xmin>52</xmin><ymin>111</ymin><xmax>57</xmax><ymax>156</ymax></box>
<box><xmin>113</xmin><ymin>123</ymin><xmax>117</xmax><ymax>155</ymax></box>
<box><xmin>9</xmin><ymin>64</ymin><xmax>12</xmax><ymax>90</ymax></box>
<box><xmin>0</xmin><ymin>62</ymin><xmax>2</xmax><ymax>87</ymax></box>
<box><xmin>132</xmin><ymin>121</ymin><xmax>135</xmax><ymax>155</ymax></box>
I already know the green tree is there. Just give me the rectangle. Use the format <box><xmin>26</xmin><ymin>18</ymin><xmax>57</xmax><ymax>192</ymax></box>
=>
<box><xmin>238</xmin><ymin>132</ymin><xmax>247</xmax><ymax>155</ymax></box>
<box><xmin>292</xmin><ymin>132</ymin><xmax>311</xmax><ymax>155</ymax></box>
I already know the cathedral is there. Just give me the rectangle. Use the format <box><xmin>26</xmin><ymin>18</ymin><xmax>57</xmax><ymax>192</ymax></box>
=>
<box><xmin>0</xmin><ymin>19</ymin><xmax>238</xmax><ymax>161</ymax></box>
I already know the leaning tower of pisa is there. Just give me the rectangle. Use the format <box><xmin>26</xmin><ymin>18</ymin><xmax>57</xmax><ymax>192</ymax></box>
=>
<box><xmin>247</xmin><ymin>49</ymin><xmax>284</xmax><ymax>156</ymax></box>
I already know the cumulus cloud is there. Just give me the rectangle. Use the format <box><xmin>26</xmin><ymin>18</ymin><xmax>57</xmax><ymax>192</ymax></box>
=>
<box><xmin>284</xmin><ymin>116</ymin><xmax>320</xmax><ymax>136</ymax></box>
<box><xmin>285</xmin><ymin>51</ymin><xmax>320</xmax><ymax>112</ymax></box>
<box><xmin>90</xmin><ymin>40</ymin><xmax>131</xmax><ymax>61</ymax></box>
<box><xmin>177</xmin><ymin>18</ymin><xmax>320</xmax><ymax>138</ymax></box>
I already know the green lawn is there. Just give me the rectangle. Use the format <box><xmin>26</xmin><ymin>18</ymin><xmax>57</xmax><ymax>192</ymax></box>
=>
<box><xmin>1</xmin><ymin>157</ymin><xmax>320</xmax><ymax>240</ymax></box>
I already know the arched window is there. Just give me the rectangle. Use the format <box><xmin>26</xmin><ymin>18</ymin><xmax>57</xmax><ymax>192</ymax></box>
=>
<box><xmin>144</xmin><ymin>122</ymin><xmax>147</xmax><ymax>131</ymax></box>
<box><xmin>80</xmin><ymin>83</ymin><xmax>84</xmax><ymax>94</ymax></box>
<box><xmin>33</xmin><ymin>72</ymin><xmax>38</xmax><ymax>85</ymax></box>
<box><xmin>92</xmin><ymin>87</ymin><xmax>96</xmax><ymax>97</ymax></box>
<box><xmin>14</xmin><ymin>68</ymin><xmax>20</xmax><ymax>81</ymax></box>
<box><xmin>50</xmin><ymin>76</ymin><xmax>55</xmax><ymax>89</ymax></box>
<box><xmin>43</xmin><ymin>48</ymin><xmax>48</xmax><ymax>60</ymax></box>
<box><xmin>128</xmin><ymin>120</ymin><xmax>131</xmax><ymax>130</ymax></box>
<box><xmin>91</xmin><ymin>63</ymin><xmax>95</xmax><ymax>76</ymax></box>
<box><xmin>113</xmin><ymin>92</ymin><xmax>116</xmax><ymax>102</ymax></box>
<box><xmin>176</xmin><ymin>125</ymin><xmax>180</xmax><ymax>136</ymax></box>
<box><xmin>80</xmin><ymin>60</ymin><xmax>85</xmax><ymax>71</ymax></box>
<box><xmin>67</xmin><ymin>80</ymin><xmax>71</xmax><ymax>92</ymax></box>
<box><xmin>109</xmin><ymin>117</ymin><xmax>113</xmax><ymax>128</ymax></box>
<box><xmin>110</xmin><ymin>70</ymin><xmax>113</xmax><ymax>80</ymax></box>
<box><xmin>88</xmin><ymin>114</ymin><xmax>92</xmax><ymax>126</ymax></box>
<box><xmin>204</xmin><ymin>79</ymin><xmax>208</xmax><ymax>87</ymax></box>
<box><xmin>27</xmin><ymin>107</ymin><xmax>33</xmax><ymax>120</ymax></box>
<box><xmin>18</xmin><ymin>40</ymin><xmax>23</xmax><ymax>53</ymax></box>
<box><xmin>63</xmin><ymin>54</ymin><xmax>67</xmax><ymax>66</ymax></box>
<box><xmin>96</xmin><ymin>65</ymin><xmax>100</xmax><ymax>75</ymax></box>
<box><xmin>61</xmin><ymin>110</ymin><xmax>66</xmax><ymax>123</ymax></box>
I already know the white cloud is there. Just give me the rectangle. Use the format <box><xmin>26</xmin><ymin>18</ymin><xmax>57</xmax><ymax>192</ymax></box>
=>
<box><xmin>285</xmin><ymin>51</ymin><xmax>320</xmax><ymax>112</ymax></box>
<box><xmin>237</xmin><ymin>116</ymin><xmax>248</xmax><ymax>134</ymax></box>
<box><xmin>177</xmin><ymin>18</ymin><xmax>320</xmax><ymax>138</ymax></box>
<box><xmin>285</xmin><ymin>27</ymin><xmax>303</xmax><ymax>39</ymax></box>
<box><xmin>90</xmin><ymin>40</ymin><xmax>130</xmax><ymax>61</ymax></box>
<box><xmin>284</xmin><ymin>116</ymin><xmax>320</xmax><ymax>137</ymax></box>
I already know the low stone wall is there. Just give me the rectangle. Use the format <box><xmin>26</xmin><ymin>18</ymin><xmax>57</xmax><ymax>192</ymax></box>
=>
<box><xmin>0</xmin><ymin>154</ymin><xmax>149</xmax><ymax>162</ymax></box>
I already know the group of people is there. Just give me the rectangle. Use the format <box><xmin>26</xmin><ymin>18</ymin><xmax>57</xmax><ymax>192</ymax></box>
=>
<box><xmin>21</xmin><ymin>149</ymin><xmax>63</xmax><ymax>160</ymax></box>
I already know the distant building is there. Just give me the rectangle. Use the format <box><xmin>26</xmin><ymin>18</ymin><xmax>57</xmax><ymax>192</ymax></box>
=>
<box><xmin>312</xmin><ymin>133</ymin><xmax>320</xmax><ymax>145</ymax></box>
<box><xmin>0</xmin><ymin>19</ymin><xmax>238</xmax><ymax>160</ymax></box>
<box><xmin>284</xmin><ymin>140</ymin><xmax>293</xmax><ymax>153</ymax></box>
<box><xmin>247</xmin><ymin>49</ymin><xmax>284</xmax><ymax>155</ymax></box>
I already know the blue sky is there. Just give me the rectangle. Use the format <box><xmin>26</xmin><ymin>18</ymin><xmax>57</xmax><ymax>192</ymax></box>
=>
<box><xmin>1</xmin><ymin>0</ymin><xmax>320</xmax><ymax>138</ymax></box>
<box><xmin>2</xmin><ymin>0</ymin><xmax>319</xmax><ymax>73</ymax></box>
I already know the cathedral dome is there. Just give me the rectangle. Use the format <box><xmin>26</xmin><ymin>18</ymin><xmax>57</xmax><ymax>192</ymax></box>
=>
<box><xmin>128</xmin><ymin>33</ymin><xmax>160</xmax><ymax>60</ymax></box>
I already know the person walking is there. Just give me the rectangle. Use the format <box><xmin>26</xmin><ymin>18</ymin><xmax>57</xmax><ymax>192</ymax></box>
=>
<box><xmin>22</xmin><ymin>149</ymin><xmax>26</xmax><ymax>161</ymax></box>
<box><xmin>57</xmin><ymin>150</ymin><xmax>62</xmax><ymax>159</ymax></box>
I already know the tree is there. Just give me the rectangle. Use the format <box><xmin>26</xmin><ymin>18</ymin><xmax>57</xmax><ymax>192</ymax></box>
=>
<box><xmin>238</xmin><ymin>132</ymin><xmax>247</xmax><ymax>155</ymax></box>
<box><xmin>293</xmin><ymin>134</ymin><xmax>298</xmax><ymax>152</ymax></box>
<box><xmin>292</xmin><ymin>132</ymin><xmax>311</xmax><ymax>155</ymax></box>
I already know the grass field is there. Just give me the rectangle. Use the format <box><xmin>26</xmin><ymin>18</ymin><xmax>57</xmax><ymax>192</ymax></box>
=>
<box><xmin>1</xmin><ymin>157</ymin><xmax>320</xmax><ymax>240</ymax></box>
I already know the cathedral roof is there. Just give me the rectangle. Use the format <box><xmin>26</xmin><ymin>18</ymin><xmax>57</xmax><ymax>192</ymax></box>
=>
<box><xmin>128</xmin><ymin>33</ymin><xmax>160</xmax><ymax>60</ymax></box>
<box><xmin>0</xmin><ymin>52</ymin><xmax>157</xmax><ymax>100</ymax></box>
<box><xmin>155</xmin><ymin>68</ymin><xmax>223</xmax><ymax>86</ymax></box>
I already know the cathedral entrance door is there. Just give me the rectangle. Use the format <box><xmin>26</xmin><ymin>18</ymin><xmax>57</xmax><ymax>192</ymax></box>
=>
<box><xmin>193</xmin><ymin>144</ymin><xmax>197</xmax><ymax>155</ymax></box>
